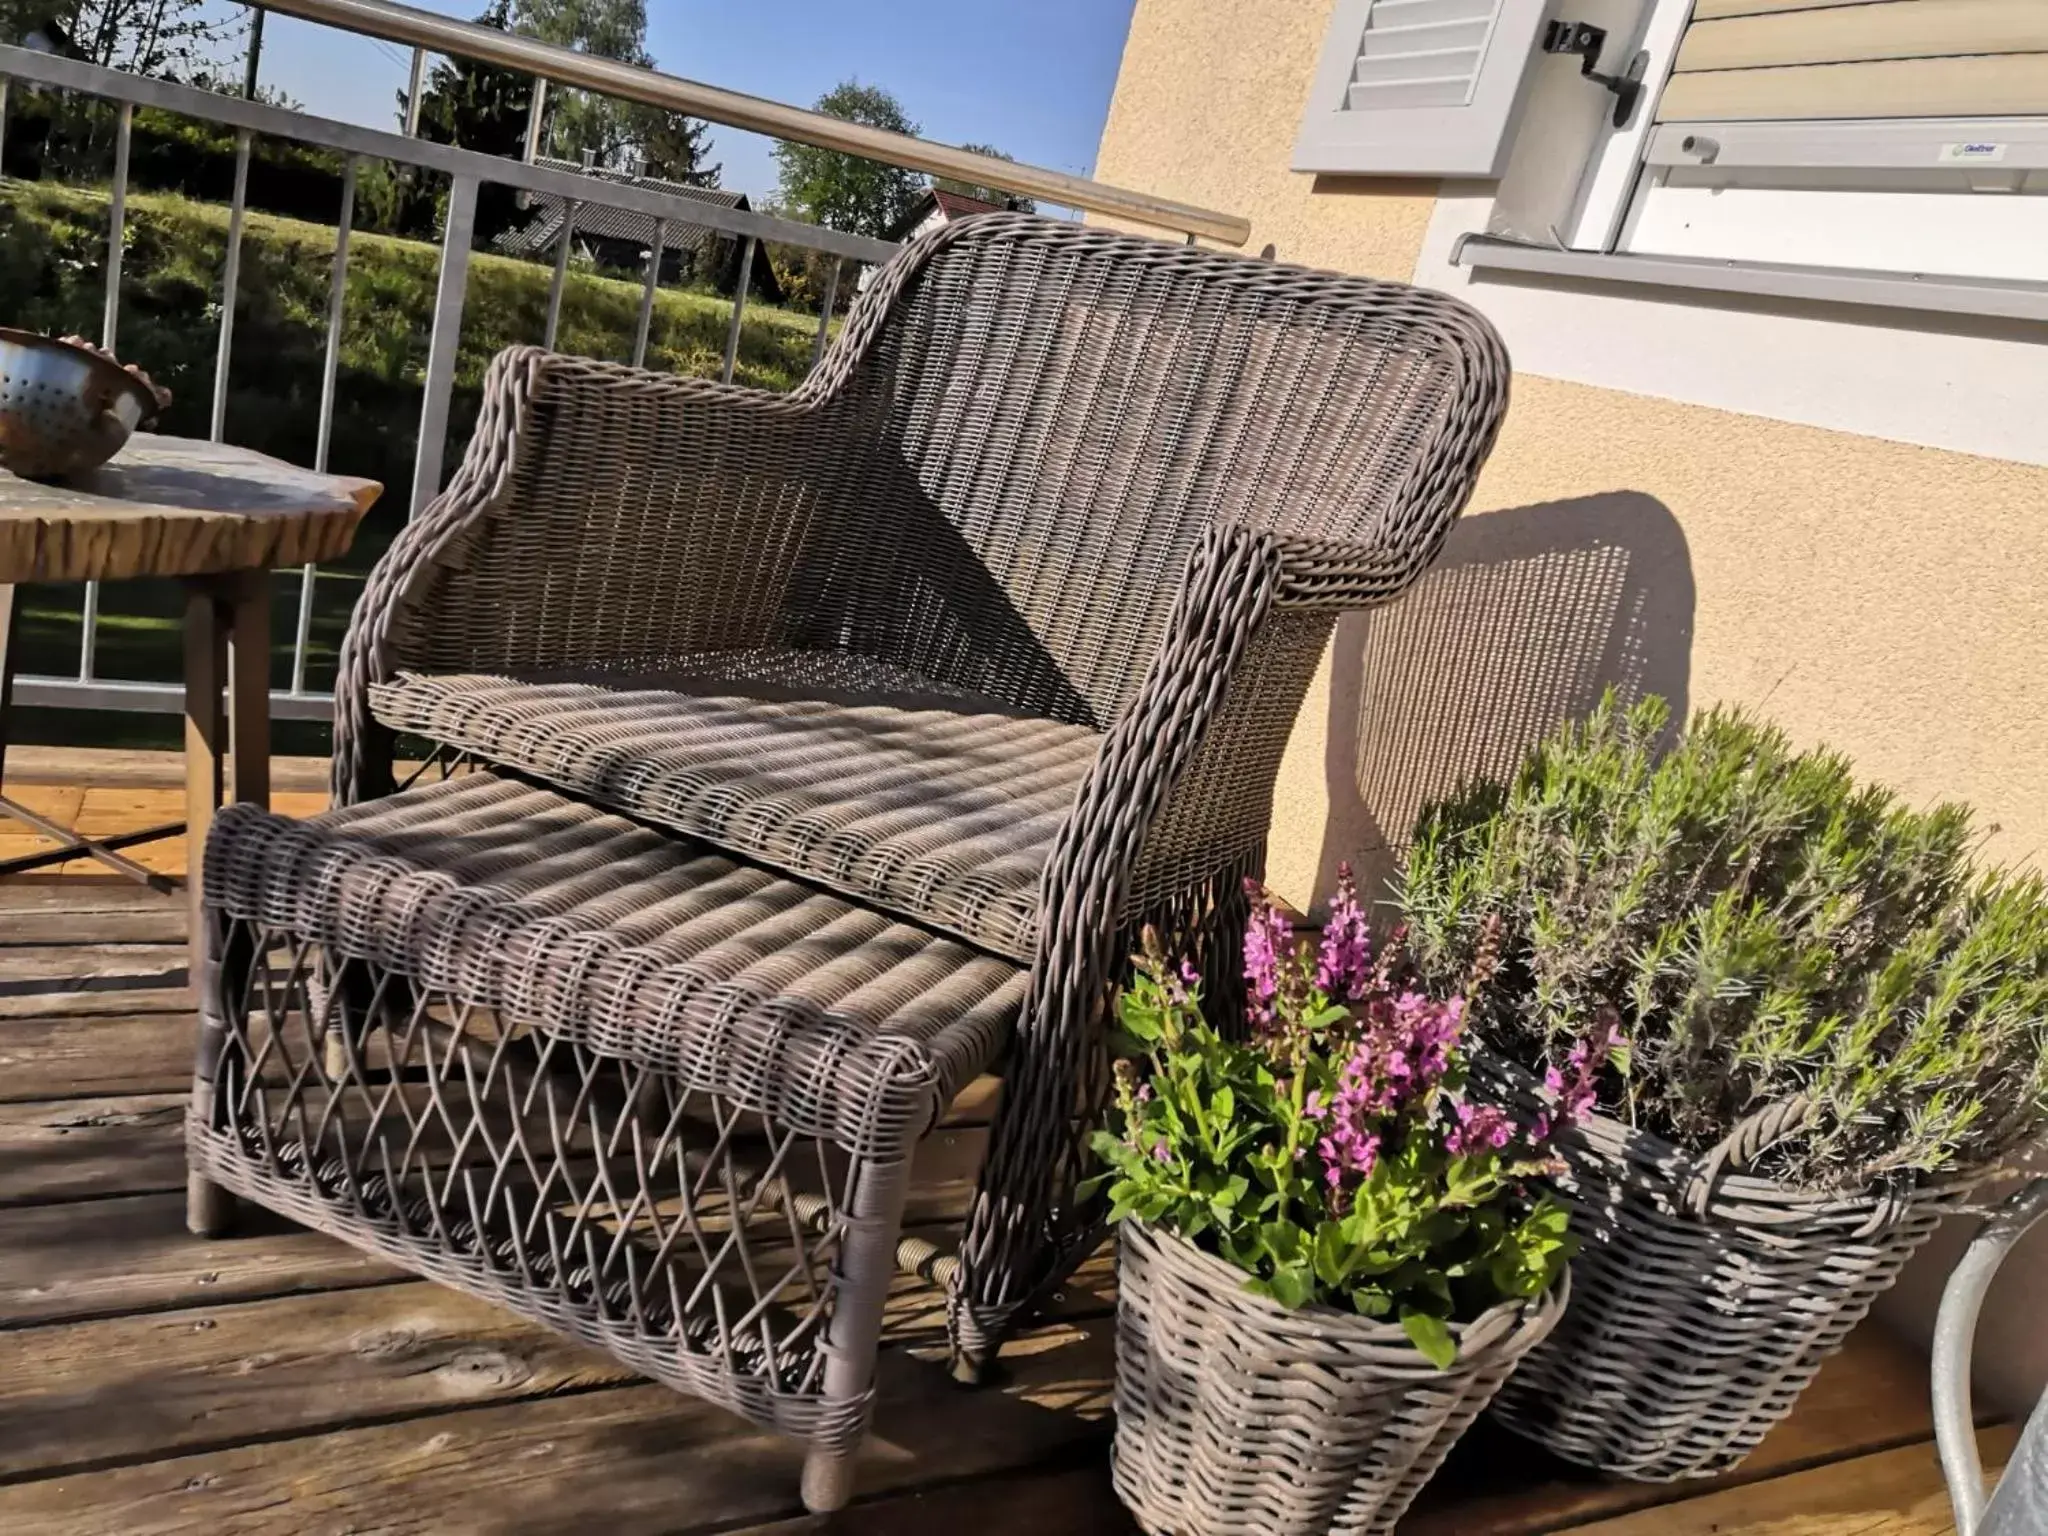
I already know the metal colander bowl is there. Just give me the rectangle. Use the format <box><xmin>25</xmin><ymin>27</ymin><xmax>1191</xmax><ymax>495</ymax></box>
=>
<box><xmin>0</xmin><ymin>327</ymin><xmax>162</xmax><ymax>482</ymax></box>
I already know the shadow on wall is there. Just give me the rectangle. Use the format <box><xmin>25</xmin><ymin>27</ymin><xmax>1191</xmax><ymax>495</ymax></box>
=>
<box><xmin>1315</xmin><ymin>491</ymin><xmax>1696</xmax><ymax>909</ymax></box>
<box><xmin>1879</xmin><ymin>1151</ymin><xmax>2048</xmax><ymax>1419</ymax></box>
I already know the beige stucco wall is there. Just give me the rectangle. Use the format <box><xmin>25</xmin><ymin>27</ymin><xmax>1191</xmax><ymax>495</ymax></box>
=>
<box><xmin>1099</xmin><ymin>0</ymin><xmax>2048</xmax><ymax>1415</ymax></box>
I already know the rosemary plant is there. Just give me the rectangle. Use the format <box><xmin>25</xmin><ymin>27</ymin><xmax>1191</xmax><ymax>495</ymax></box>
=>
<box><xmin>1398</xmin><ymin>691</ymin><xmax>2048</xmax><ymax>1190</ymax></box>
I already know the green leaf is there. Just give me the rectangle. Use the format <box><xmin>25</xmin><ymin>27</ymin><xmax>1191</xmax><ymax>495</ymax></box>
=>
<box><xmin>1209</xmin><ymin>1174</ymin><xmax>1250</xmax><ymax>1219</ymax></box>
<box><xmin>1259</xmin><ymin>1221</ymin><xmax>1306</xmax><ymax>1269</ymax></box>
<box><xmin>1211</xmin><ymin>1086</ymin><xmax>1236</xmax><ymax>1126</ymax></box>
<box><xmin>1350</xmin><ymin>1286</ymin><xmax>1394</xmax><ymax>1318</ymax></box>
<box><xmin>1266</xmin><ymin>1264</ymin><xmax>1314</xmax><ymax>1310</ymax></box>
<box><xmin>1313</xmin><ymin>1221</ymin><xmax>1350</xmax><ymax>1288</ymax></box>
<box><xmin>1401</xmin><ymin>1309</ymin><xmax>1458</xmax><ymax>1370</ymax></box>
<box><xmin>1118</xmin><ymin>994</ymin><xmax>1164</xmax><ymax>1043</ymax></box>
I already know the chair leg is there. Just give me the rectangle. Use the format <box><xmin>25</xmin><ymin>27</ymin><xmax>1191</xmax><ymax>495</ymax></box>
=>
<box><xmin>801</xmin><ymin>1154</ymin><xmax>914</xmax><ymax>1515</ymax></box>
<box><xmin>186</xmin><ymin>1165</ymin><xmax>238</xmax><ymax>1238</ymax></box>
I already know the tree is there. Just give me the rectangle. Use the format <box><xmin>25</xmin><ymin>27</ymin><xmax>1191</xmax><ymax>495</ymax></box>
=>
<box><xmin>9</xmin><ymin>0</ymin><xmax>227</xmax><ymax>80</ymax></box>
<box><xmin>371</xmin><ymin>1</ymin><xmax>535</xmax><ymax>241</ymax></box>
<box><xmin>773</xmin><ymin>81</ymin><xmax>926</xmax><ymax>239</ymax></box>
<box><xmin>934</xmin><ymin>143</ymin><xmax>1034</xmax><ymax>214</ymax></box>
<box><xmin>507</xmin><ymin>0</ymin><xmax>714</xmax><ymax>186</ymax></box>
<box><xmin>632</xmin><ymin>106</ymin><xmax>719</xmax><ymax>187</ymax></box>
<box><xmin>4</xmin><ymin>2</ymin><xmax>237</xmax><ymax>179</ymax></box>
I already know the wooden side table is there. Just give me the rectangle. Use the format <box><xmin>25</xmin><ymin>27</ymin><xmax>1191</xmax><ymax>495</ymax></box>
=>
<box><xmin>0</xmin><ymin>434</ymin><xmax>378</xmax><ymax>950</ymax></box>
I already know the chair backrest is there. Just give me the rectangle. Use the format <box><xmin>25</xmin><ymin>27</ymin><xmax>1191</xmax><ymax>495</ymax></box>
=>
<box><xmin>791</xmin><ymin>214</ymin><xmax>1507</xmax><ymax>727</ymax></box>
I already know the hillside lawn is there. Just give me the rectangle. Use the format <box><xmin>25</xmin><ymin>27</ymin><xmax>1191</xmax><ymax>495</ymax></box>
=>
<box><xmin>0</xmin><ymin>180</ymin><xmax>834</xmax><ymax>751</ymax></box>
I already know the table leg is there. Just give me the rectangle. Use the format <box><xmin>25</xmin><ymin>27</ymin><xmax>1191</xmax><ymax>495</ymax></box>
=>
<box><xmin>183</xmin><ymin>569</ymin><xmax>272</xmax><ymax>951</ymax></box>
<box><xmin>183</xmin><ymin>578</ymin><xmax>227</xmax><ymax>967</ymax></box>
<box><xmin>1</xmin><ymin>582</ymin><xmax>16</xmax><ymax>790</ymax></box>
<box><xmin>184</xmin><ymin>568</ymin><xmax>269</xmax><ymax>1240</ymax></box>
<box><xmin>225</xmin><ymin>568</ymin><xmax>272</xmax><ymax>813</ymax></box>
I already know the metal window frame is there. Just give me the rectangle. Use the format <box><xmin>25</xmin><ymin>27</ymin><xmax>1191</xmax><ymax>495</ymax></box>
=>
<box><xmin>1453</xmin><ymin>232</ymin><xmax>2048</xmax><ymax>324</ymax></box>
<box><xmin>1646</xmin><ymin>115</ymin><xmax>2048</xmax><ymax>176</ymax></box>
<box><xmin>1485</xmin><ymin>0</ymin><xmax>2048</xmax><ymax>313</ymax></box>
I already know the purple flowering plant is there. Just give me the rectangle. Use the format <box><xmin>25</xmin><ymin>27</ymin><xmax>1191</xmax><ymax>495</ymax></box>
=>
<box><xmin>1092</xmin><ymin>868</ymin><xmax>1591</xmax><ymax>1368</ymax></box>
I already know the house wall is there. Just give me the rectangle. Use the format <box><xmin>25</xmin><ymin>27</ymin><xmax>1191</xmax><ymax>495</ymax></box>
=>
<box><xmin>1096</xmin><ymin>0</ymin><xmax>2048</xmax><ymax>1415</ymax></box>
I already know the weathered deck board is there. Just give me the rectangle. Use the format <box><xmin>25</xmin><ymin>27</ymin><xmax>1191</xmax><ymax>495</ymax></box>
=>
<box><xmin>0</xmin><ymin>1092</ymin><xmax>189</xmax><ymax>1204</ymax></box>
<box><xmin>1401</xmin><ymin>1326</ymin><xmax>1949</xmax><ymax>1535</ymax></box>
<box><xmin>0</xmin><ymin>1323</ymin><xmax>1118</xmax><ymax>1535</ymax></box>
<box><xmin>0</xmin><ymin>754</ymin><xmax>2015</xmax><ymax>1535</ymax></box>
<box><xmin>0</xmin><ymin>1282</ymin><xmax>637</xmax><ymax>1481</ymax></box>
<box><xmin>1574</xmin><ymin>1426</ymin><xmax>2017</xmax><ymax>1535</ymax></box>
<box><xmin>0</xmin><ymin>1192</ymin><xmax>406</xmax><ymax>1326</ymax></box>
<box><xmin>0</xmin><ymin>1012</ymin><xmax>196</xmax><ymax>1101</ymax></box>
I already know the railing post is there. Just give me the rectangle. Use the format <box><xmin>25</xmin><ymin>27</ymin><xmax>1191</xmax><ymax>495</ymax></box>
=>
<box><xmin>314</xmin><ymin>157</ymin><xmax>357</xmax><ymax>475</ymax></box>
<box><xmin>720</xmin><ymin>234</ymin><xmax>754</xmax><ymax>385</ymax></box>
<box><xmin>0</xmin><ymin>78</ymin><xmax>11</xmax><ymax>179</ymax></box>
<box><xmin>632</xmin><ymin>219</ymin><xmax>665</xmax><ymax>369</ymax></box>
<box><xmin>295</xmin><ymin>153</ymin><xmax>358</xmax><ymax>696</ymax></box>
<box><xmin>410</xmin><ymin>173</ymin><xmax>476</xmax><ymax>518</ymax></box>
<box><xmin>403</xmin><ymin>46</ymin><xmax>425</xmax><ymax>136</ymax></box>
<box><xmin>243</xmin><ymin>7</ymin><xmax>267</xmax><ymax>100</ymax></box>
<box><xmin>210</xmin><ymin>129</ymin><xmax>253</xmax><ymax>444</ymax></box>
<box><xmin>524</xmin><ymin>78</ymin><xmax>547</xmax><ymax>163</ymax></box>
<box><xmin>811</xmin><ymin>257</ymin><xmax>840</xmax><ymax>368</ymax></box>
<box><xmin>102</xmin><ymin>101</ymin><xmax>132</xmax><ymax>353</ymax></box>
<box><xmin>543</xmin><ymin>198</ymin><xmax>577</xmax><ymax>350</ymax></box>
<box><xmin>81</xmin><ymin>98</ymin><xmax>136</xmax><ymax>686</ymax></box>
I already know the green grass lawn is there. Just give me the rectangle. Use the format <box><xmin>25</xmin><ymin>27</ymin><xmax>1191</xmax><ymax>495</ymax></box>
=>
<box><xmin>2</xmin><ymin>181</ymin><xmax>833</xmax><ymax>752</ymax></box>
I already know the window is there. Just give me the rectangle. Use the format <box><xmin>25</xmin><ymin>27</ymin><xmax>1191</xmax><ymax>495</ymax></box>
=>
<box><xmin>1297</xmin><ymin>0</ymin><xmax>2048</xmax><ymax>297</ymax></box>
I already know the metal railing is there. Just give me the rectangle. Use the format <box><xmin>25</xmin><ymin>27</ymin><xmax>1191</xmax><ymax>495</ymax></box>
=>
<box><xmin>255</xmin><ymin>0</ymin><xmax>1252</xmax><ymax>247</ymax></box>
<box><xmin>0</xmin><ymin>43</ymin><xmax>899</xmax><ymax>720</ymax></box>
<box><xmin>1</xmin><ymin>3</ymin><xmax>1246</xmax><ymax>725</ymax></box>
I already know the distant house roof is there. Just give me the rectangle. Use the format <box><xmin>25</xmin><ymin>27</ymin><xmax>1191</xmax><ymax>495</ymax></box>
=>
<box><xmin>885</xmin><ymin>188</ymin><xmax>1013</xmax><ymax>242</ymax></box>
<box><xmin>495</xmin><ymin>159</ymin><xmax>751</xmax><ymax>258</ymax></box>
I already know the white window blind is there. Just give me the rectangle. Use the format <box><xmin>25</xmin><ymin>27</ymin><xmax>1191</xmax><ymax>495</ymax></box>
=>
<box><xmin>1657</xmin><ymin>0</ymin><xmax>2048</xmax><ymax>121</ymax></box>
<box><xmin>1294</xmin><ymin>0</ymin><xmax>1552</xmax><ymax>176</ymax></box>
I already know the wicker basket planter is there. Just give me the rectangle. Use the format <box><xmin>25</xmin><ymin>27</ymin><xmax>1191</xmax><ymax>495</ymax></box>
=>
<box><xmin>1482</xmin><ymin>1060</ymin><xmax>1982</xmax><ymax>1481</ymax></box>
<box><xmin>1111</xmin><ymin>1217</ymin><xmax>1567</xmax><ymax>1536</ymax></box>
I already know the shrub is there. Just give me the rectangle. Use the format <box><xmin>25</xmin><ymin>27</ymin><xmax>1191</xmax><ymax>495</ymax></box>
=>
<box><xmin>1092</xmin><ymin>873</ymin><xmax>1584</xmax><ymax>1367</ymax></box>
<box><xmin>1398</xmin><ymin>691</ymin><xmax>2048</xmax><ymax>1191</ymax></box>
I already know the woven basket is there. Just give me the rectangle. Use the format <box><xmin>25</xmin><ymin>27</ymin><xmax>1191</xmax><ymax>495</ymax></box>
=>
<box><xmin>1478</xmin><ymin>1055</ymin><xmax>1982</xmax><ymax>1480</ymax></box>
<box><xmin>1111</xmin><ymin>1218</ymin><xmax>1566</xmax><ymax>1536</ymax></box>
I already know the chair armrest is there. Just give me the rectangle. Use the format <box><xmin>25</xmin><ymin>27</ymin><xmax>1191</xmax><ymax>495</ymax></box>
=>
<box><xmin>331</xmin><ymin>346</ymin><xmax>843</xmax><ymax>799</ymax></box>
<box><xmin>369</xmin><ymin>347</ymin><xmax>835</xmax><ymax>675</ymax></box>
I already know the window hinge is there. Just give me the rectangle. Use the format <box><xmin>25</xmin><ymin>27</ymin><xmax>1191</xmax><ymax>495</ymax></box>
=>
<box><xmin>1542</xmin><ymin>21</ymin><xmax>1649</xmax><ymax>130</ymax></box>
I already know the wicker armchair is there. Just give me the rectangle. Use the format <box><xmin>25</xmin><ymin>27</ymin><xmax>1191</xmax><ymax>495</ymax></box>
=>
<box><xmin>332</xmin><ymin>212</ymin><xmax>1509</xmax><ymax>1374</ymax></box>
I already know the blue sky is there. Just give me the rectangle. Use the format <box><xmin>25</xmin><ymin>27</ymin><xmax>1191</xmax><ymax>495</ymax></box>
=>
<box><xmin>229</xmin><ymin>0</ymin><xmax>1138</xmax><ymax>201</ymax></box>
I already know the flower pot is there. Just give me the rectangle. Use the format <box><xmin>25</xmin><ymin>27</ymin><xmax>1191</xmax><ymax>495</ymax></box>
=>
<box><xmin>1477</xmin><ymin>1057</ymin><xmax>1982</xmax><ymax>1480</ymax></box>
<box><xmin>1111</xmin><ymin>1218</ymin><xmax>1566</xmax><ymax>1536</ymax></box>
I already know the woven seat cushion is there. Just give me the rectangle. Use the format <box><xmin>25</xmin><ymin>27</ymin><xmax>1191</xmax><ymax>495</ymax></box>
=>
<box><xmin>367</xmin><ymin>665</ymin><xmax>1103</xmax><ymax>962</ymax></box>
<box><xmin>202</xmin><ymin>771</ymin><xmax>1022</xmax><ymax>1159</ymax></box>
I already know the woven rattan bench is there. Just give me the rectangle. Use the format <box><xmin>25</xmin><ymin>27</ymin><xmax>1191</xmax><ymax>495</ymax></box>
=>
<box><xmin>330</xmin><ymin>212</ymin><xmax>1510</xmax><ymax>1374</ymax></box>
<box><xmin>184</xmin><ymin>770</ymin><xmax>1020</xmax><ymax>1512</ymax></box>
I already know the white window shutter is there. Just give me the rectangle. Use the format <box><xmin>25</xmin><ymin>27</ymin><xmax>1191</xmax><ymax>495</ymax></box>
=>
<box><xmin>1293</xmin><ymin>0</ymin><xmax>1554</xmax><ymax>177</ymax></box>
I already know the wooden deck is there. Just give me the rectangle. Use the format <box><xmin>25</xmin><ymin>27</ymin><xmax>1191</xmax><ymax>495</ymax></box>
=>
<box><xmin>0</xmin><ymin>749</ymin><xmax>2013</xmax><ymax>1534</ymax></box>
